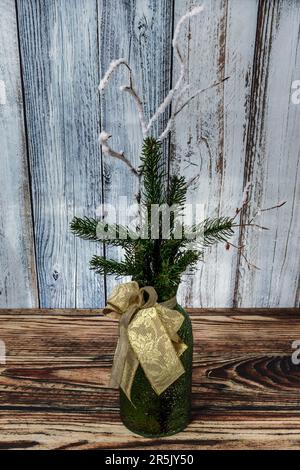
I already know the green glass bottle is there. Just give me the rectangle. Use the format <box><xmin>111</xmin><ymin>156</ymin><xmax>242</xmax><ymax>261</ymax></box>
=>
<box><xmin>119</xmin><ymin>303</ymin><xmax>193</xmax><ymax>437</ymax></box>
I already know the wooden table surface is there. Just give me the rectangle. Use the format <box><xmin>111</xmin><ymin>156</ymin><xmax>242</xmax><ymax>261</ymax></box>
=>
<box><xmin>0</xmin><ymin>308</ymin><xmax>300</xmax><ymax>450</ymax></box>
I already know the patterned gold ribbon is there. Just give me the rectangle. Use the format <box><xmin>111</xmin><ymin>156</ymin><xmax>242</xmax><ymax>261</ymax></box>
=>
<box><xmin>103</xmin><ymin>281</ymin><xmax>187</xmax><ymax>401</ymax></box>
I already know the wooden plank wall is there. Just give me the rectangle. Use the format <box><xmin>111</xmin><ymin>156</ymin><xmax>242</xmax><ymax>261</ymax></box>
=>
<box><xmin>234</xmin><ymin>0</ymin><xmax>300</xmax><ymax>308</ymax></box>
<box><xmin>16</xmin><ymin>0</ymin><xmax>105</xmax><ymax>308</ymax></box>
<box><xmin>0</xmin><ymin>0</ymin><xmax>38</xmax><ymax>307</ymax></box>
<box><xmin>0</xmin><ymin>0</ymin><xmax>299</xmax><ymax>308</ymax></box>
<box><xmin>173</xmin><ymin>0</ymin><xmax>259</xmax><ymax>307</ymax></box>
<box><xmin>98</xmin><ymin>0</ymin><xmax>173</xmax><ymax>297</ymax></box>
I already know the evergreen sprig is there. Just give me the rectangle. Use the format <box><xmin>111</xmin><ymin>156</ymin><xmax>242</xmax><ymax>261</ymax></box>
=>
<box><xmin>90</xmin><ymin>256</ymin><xmax>136</xmax><ymax>277</ymax></box>
<box><xmin>202</xmin><ymin>217</ymin><xmax>234</xmax><ymax>246</ymax></box>
<box><xmin>70</xmin><ymin>216</ymin><xmax>98</xmax><ymax>241</ymax></box>
<box><xmin>185</xmin><ymin>216</ymin><xmax>235</xmax><ymax>248</ymax></box>
<box><xmin>71</xmin><ymin>217</ymin><xmax>139</xmax><ymax>248</ymax></box>
<box><xmin>71</xmin><ymin>137</ymin><xmax>235</xmax><ymax>300</ymax></box>
<box><xmin>168</xmin><ymin>175</ymin><xmax>187</xmax><ymax>207</ymax></box>
<box><xmin>139</xmin><ymin>137</ymin><xmax>166</xmax><ymax>206</ymax></box>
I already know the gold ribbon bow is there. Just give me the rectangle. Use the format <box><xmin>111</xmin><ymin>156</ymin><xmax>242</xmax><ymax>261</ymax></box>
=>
<box><xmin>103</xmin><ymin>281</ymin><xmax>187</xmax><ymax>401</ymax></box>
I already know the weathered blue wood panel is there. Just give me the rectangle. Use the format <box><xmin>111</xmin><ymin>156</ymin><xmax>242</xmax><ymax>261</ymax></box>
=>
<box><xmin>234</xmin><ymin>0</ymin><xmax>300</xmax><ymax>307</ymax></box>
<box><xmin>0</xmin><ymin>0</ymin><xmax>38</xmax><ymax>307</ymax></box>
<box><xmin>172</xmin><ymin>0</ymin><xmax>259</xmax><ymax>307</ymax></box>
<box><xmin>0</xmin><ymin>0</ymin><xmax>299</xmax><ymax>308</ymax></box>
<box><xmin>17</xmin><ymin>0</ymin><xmax>105</xmax><ymax>307</ymax></box>
<box><xmin>98</xmin><ymin>0</ymin><xmax>174</xmax><ymax>296</ymax></box>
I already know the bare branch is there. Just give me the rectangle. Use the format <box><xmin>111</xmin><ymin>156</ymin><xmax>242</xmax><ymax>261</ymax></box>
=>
<box><xmin>230</xmin><ymin>194</ymin><xmax>285</xmax><ymax>269</ymax></box>
<box><xmin>232</xmin><ymin>181</ymin><xmax>252</xmax><ymax>221</ymax></box>
<box><xmin>174</xmin><ymin>76</ymin><xmax>230</xmax><ymax>117</ymax></box>
<box><xmin>259</xmin><ymin>200</ymin><xmax>287</xmax><ymax>212</ymax></box>
<box><xmin>248</xmin><ymin>200</ymin><xmax>287</xmax><ymax>224</ymax></box>
<box><xmin>186</xmin><ymin>174</ymin><xmax>200</xmax><ymax>189</ymax></box>
<box><xmin>241</xmin><ymin>181</ymin><xmax>252</xmax><ymax>206</ymax></box>
<box><xmin>159</xmin><ymin>76</ymin><xmax>230</xmax><ymax>140</ymax></box>
<box><xmin>232</xmin><ymin>223</ymin><xmax>269</xmax><ymax>231</ymax></box>
<box><xmin>226</xmin><ymin>241</ymin><xmax>260</xmax><ymax>270</ymax></box>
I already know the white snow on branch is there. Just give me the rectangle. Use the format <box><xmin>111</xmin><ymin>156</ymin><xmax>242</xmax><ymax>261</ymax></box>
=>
<box><xmin>98</xmin><ymin>5</ymin><xmax>209</xmax><ymax>172</ymax></box>
<box><xmin>147</xmin><ymin>5</ymin><xmax>205</xmax><ymax>135</ymax></box>
<box><xmin>172</xmin><ymin>6</ymin><xmax>205</xmax><ymax>50</ymax></box>
<box><xmin>99</xmin><ymin>58</ymin><xmax>128</xmax><ymax>91</ymax></box>
<box><xmin>99</xmin><ymin>131</ymin><xmax>139</xmax><ymax>176</ymax></box>
<box><xmin>99</xmin><ymin>59</ymin><xmax>147</xmax><ymax>135</ymax></box>
<box><xmin>120</xmin><ymin>84</ymin><xmax>147</xmax><ymax>135</ymax></box>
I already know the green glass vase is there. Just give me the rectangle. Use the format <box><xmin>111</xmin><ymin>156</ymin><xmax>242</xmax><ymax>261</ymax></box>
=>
<box><xmin>119</xmin><ymin>304</ymin><xmax>193</xmax><ymax>437</ymax></box>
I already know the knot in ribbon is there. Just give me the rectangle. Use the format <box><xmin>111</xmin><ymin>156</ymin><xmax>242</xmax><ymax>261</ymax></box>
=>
<box><xmin>103</xmin><ymin>281</ymin><xmax>187</xmax><ymax>401</ymax></box>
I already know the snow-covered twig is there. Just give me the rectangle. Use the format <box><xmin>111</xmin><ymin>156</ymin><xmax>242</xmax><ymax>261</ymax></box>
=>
<box><xmin>172</xmin><ymin>5</ymin><xmax>205</xmax><ymax>50</ymax></box>
<box><xmin>99</xmin><ymin>58</ymin><xmax>128</xmax><ymax>91</ymax></box>
<box><xmin>99</xmin><ymin>131</ymin><xmax>139</xmax><ymax>176</ymax></box>
<box><xmin>99</xmin><ymin>59</ymin><xmax>147</xmax><ymax>174</ymax></box>
<box><xmin>98</xmin><ymin>5</ymin><xmax>206</xmax><ymax>150</ymax></box>
<box><xmin>120</xmin><ymin>85</ymin><xmax>147</xmax><ymax>135</ymax></box>
<box><xmin>99</xmin><ymin>59</ymin><xmax>147</xmax><ymax>135</ymax></box>
<box><xmin>148</xmin><ymin>5</ymin><xmax>205</xmax><ymax>135</ymax></box>
<box><xmin>98</xmin><ymin>6</ymin><xmax>209</xmax><ymax>170</ymax></box>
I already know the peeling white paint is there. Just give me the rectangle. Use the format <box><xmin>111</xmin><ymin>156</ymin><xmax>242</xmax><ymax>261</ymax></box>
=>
<box><xmin>0</xmin><ymin>80</ymin><xmax>6</xmax><ymax>105</ymax></box>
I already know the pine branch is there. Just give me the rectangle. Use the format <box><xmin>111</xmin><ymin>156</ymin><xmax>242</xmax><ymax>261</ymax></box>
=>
<box><xmin>160</xmin><ymin>238</ymin><xmax>188</xmax><ymax>261</ymax></box>
<box><xmin>153</xmin><ymin>249</ymin><xmax>201</xmax><ymax>294</ymax></box>
<box><xmin>139</xmin><ymin>137</ymin><xmax>166</xmax><ymax>206</ymax></box>
<box><xmin>71</xmin><ymin>138</ymin><xmax>243</xmax><ymax>301</ymax></box>
<box><xmin>172</xmin><ymin>249</ymin><xmax>201</xmax><ymax>274</ymax></box>
<box><xmin>186</xmin><ymin>217</ymin><xmax>234</xmax><ymax>248</ymax></box>
<box><xmin>70</xmin><ymin>216</ymin><xmax>98</xmax><ymax>241</ymax></box>
<box><xmin>202</xmin><ymin>217</ymin><xmax>234</xmax><ymax>246</ymax></box>
<box><xmin>168</xmin><ymin>175</ymin><xmax>187</xmax><ymax>207</ymax></box>
<box><xmin>90</xmin><ymin>256</ymin><xmax>136</xmax><ymax>277</ymax></box>
<box><xmin>71</xmin><ymin>217</ymin><xmax>139</xmax><ymax>247</ymax></box>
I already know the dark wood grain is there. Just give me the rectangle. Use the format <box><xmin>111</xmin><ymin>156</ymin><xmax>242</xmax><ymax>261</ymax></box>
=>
<box><xmin>0</xmin><ymin>308</ymin><xmax>299</xmax><ymax>449</ymax></box>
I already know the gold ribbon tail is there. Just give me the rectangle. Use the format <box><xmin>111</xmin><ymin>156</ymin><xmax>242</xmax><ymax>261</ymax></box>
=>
<box><xmin>108</xmin><ymin>304</ymin><xmax>137</xmax><ymax>389</ymax></box>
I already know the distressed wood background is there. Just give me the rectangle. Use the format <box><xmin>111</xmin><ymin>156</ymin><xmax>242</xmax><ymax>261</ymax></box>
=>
<box><xmin>0</xmin><ymin>0</ymin><xmax>299</xmax><ymax>309</ymax></box>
